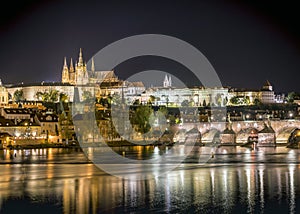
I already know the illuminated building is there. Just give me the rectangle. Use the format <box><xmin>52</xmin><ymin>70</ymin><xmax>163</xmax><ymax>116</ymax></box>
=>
<box><xmin>141</xmin><ymin>75</ymin><xmax>228</xmax><ymax>107</ymax></box>
<box><xmin>5</xmin><ymin>49</ymin><xmax>144</xmax><ymax>103</ymax></box>
<box><xmin>35</xmin><ymin>111</ymin><xmax>60</xmax><ymax>143</ymax></box>
<box><xmin>0</xmin><ymin>79</ymin><xmax>8</xmax><ymax>106</ymax></box>
<box><xmin>227</xmin><ymin>80</ymin><xmax>277</xmax><ymax>105</ymax></box>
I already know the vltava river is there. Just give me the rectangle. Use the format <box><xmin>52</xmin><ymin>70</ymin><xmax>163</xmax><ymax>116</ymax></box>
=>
<box><xmin>0</xmin><ymin>147</ymin><xmax>300</xmax><ymax>213</ymax></box>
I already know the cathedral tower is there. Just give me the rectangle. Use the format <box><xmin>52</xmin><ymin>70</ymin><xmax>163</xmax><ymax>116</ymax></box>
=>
<box><xmin>75</xmin><ymin>48</ymin><xmax>89</xmax><ymax>85</ymax></box>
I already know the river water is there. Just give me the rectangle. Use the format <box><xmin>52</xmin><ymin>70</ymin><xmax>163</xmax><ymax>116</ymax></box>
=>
<box><xmin>0</xmin><ymin>146</ymin><xmax>300</xmax><ymax>213</ymax></box>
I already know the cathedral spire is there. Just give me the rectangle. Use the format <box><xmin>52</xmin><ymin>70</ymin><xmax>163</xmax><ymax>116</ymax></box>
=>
<box><xmin>69</xmin><ymin>58</ymin><xmax>75</xmax><ymax>85</ymax></box>
<box><xmin>63</xmin><ymin>57</ymin><xmax>68</xmax><ymax>68</ymax></box>
<box><xmin>69</xmin><ymin>58</ymin><xmax>74</xmax><ymax>72</ymax></box>
<box><xmin>163</xmin><ymin>74</ymin><xmax>170</xmax><ymax>87</ymax></box>
<box><xmin>91</xmin><ymin>57</ymin><xmax>95</xmax><ymax>72</ymax></box>
<box><xmin>78</xmin><ymin>48</ymin><xmax>83</xmax><ymax>66</ymax></box>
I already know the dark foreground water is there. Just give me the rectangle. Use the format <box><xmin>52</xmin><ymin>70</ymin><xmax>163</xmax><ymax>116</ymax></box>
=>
<box><xmin>0</xmin><ymin>146</ymin><xmax>300</xmax><ymax>213</ymax></box>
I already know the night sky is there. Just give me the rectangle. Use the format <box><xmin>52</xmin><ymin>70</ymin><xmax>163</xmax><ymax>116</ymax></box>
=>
<box><xmin>0</xmin><ymin>0</ymin><xmax>300</xmax><ymax>93</ymax></box>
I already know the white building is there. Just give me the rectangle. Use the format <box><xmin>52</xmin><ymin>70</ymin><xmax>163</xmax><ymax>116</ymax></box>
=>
<box><xmin>0</xmin><ymin>79</ymin><xmax>8</xmax><ymax>106</ymax></box>
<box><xmin>227</xmin><ymin>80</ymin><xmax>276</xmax><ymax>105</ymax></box>
<box><xmin>140</xmin><ymin>75</ymin><xmax>228</xmax><ymax>107</ymax></box>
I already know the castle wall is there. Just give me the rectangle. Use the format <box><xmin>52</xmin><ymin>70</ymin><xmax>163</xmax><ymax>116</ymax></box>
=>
<box><xmin>7</xmin><ymin>85</ymin><xmax>75</xmax><ymax>102</ymax></box>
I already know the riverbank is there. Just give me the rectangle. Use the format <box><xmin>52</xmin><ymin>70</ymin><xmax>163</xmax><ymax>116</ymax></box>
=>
<box><xmin>0</xmin><ymin>140</ymin><xmax>293</xmax><ymax>150</ymax></box>
<box><xmin>1</xmin><ymin>143</ymin><xmax>81</xmax><ymax>150</ymax></box>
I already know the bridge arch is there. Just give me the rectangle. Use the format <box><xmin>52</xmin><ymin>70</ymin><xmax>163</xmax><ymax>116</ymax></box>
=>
<box><xmin>185</xmin><ymin>127</ymin><xmax>202</xmax><ymax>145</ymax></box>
<box><xmin>288</xmin><ymin>129</ymin><xmax>300</xmax><ymax>146</ymax></box>
<box><xmin>202</xmin><ymin>128</ymin><xmax>220</xmax><ymax>144</ymax></box>
<box><xmin>277</xmin><ymin>127</ymin><xmax>299</xmax><ymax>144</ymax></box>
<box><xmin>236</xmin><ymin>127</ymin><xmax>258</xmax><ymax>144</ymax></box>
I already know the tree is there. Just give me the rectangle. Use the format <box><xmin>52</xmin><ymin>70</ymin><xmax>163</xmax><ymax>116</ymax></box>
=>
<box><xmin>59</xmin><ymin>92</ymin><xmax>68</xmax><ymax>103</ymax></box>
<box><xmin>203</xmin><ymin>99</ymin><xmax>207</xmax><ymax>107</ymax></box>
<box><xmin>36</xmin><ymin>90</ymin><xmax>59</xmax><ymax>103</ymax></box>
<box><xmin>36</xmin><ymin>91</ymin><xmax>43</xmax><ymax>101</ymax></box>
<box><xmin>286</xmin><ymin>92</ymin><xmax>296</xmax><ymax>103</ymax></box>
<box><xmin>244</xmin><ymin>96</ymin><xmax>250</xmax><ymax>105</ymax></box>
<box><xmin>14</xmin><ymin>89</ymin><xmax>24</xmax><ymax>103</ymax></box>
<box><xmin>41</xmin><ymin>92</ymin><xmax>50</xmax><ymax>102</ymax></box>
<box><xmin>230</xmin><ymin>96</ymin><xmax>239</xmax><ymax>105</ymax></box>
<box><xmin>254</xmin><ymin>98</ymin><xmax>262</xmax><ymax>106</ymax></box>
<box><xmin>175</xmin><ymin>117</ymin><xmax>181</xmax><ymax>124</ymax></box>
<box><xmin>8</xmin><ymin>93</ymin><xmax>12</xmax><ymax>101</ymax></box>
<box><xmin>98</xmin><ymin>97</ymin><xmax>108</xmax><ymax>107</ymax></box>
<box><xmin>133</xmin><ymin>99</ymin><xmax>140</xmax><ymax>105</ymax></box>
<box><xmin>49</xmin><ymin>90</ymin><xmax>59</xmax><ymax>102</ymax></box>
<box><xmin>148</xmin><ymin>95</ymin><xmax>156</xmax><ymax>105</ymax></box>
<box><xmin>130</xmin><ymin>105</ymin><xmax>153</xmax><ymax>136</ymax></box>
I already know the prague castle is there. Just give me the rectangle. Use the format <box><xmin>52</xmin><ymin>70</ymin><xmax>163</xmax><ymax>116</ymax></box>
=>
<box><xmin>3</xmin><ymin>49</ymin><xmax>144</xmax><ymax>103</ymax></box>
<box><xmin>0</xmin><ymin>48</ymin><xmax>287</xmax><ymax>106</ymax></box>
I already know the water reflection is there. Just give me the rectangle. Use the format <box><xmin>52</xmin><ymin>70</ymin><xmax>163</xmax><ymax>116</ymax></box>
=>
<box><xmin>0</xmin><ymin>148</ymin><xmax>300</xmax><ymax>213</ymax></box>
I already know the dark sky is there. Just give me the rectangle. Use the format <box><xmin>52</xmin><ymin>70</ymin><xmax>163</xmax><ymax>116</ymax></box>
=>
<box><xmin>0</xmin><ymin>0</ymin><xmax>300</xmax><ymax>93</ymax></box>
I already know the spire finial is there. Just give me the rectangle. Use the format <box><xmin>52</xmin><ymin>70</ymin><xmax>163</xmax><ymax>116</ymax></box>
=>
<box><xmin>64</xmin><ymin>57</ymin><xmax>67</xmax><ymax>67</ymax></box>
<box><xmin>78</xmin><ymin>48</ymin><xmax>83</xmax><ymax>65</ymax></box>
<box><xmin>69</xmin><ymin>58</ymin><xmax>74</xmax><ymax>73</ymax></box>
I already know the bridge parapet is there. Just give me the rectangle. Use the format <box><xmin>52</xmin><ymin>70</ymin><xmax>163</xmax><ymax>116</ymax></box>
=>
<box><xmin>181</xmin><ymin>120</ymin><xmax>300</xmax><ymax>135</ymax></box>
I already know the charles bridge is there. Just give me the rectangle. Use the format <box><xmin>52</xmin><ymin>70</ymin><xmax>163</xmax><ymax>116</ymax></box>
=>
<box><xmin>179</xmin><ymin>119</ymin><xmax>300</xmax><ymax>145</ymax></box>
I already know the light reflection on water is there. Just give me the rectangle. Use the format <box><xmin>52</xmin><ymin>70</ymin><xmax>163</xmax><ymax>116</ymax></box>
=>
<box><xmin>0</xmin><ymin>147</ymin><xmax>299</xmax><ymax>213</ymax></box>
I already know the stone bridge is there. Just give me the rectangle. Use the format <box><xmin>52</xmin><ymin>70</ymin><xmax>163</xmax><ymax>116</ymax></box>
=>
<box><xmin>179</xmin><ymin>120</ymin><xmax>300</xmax><ymax>145</ymax></box>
